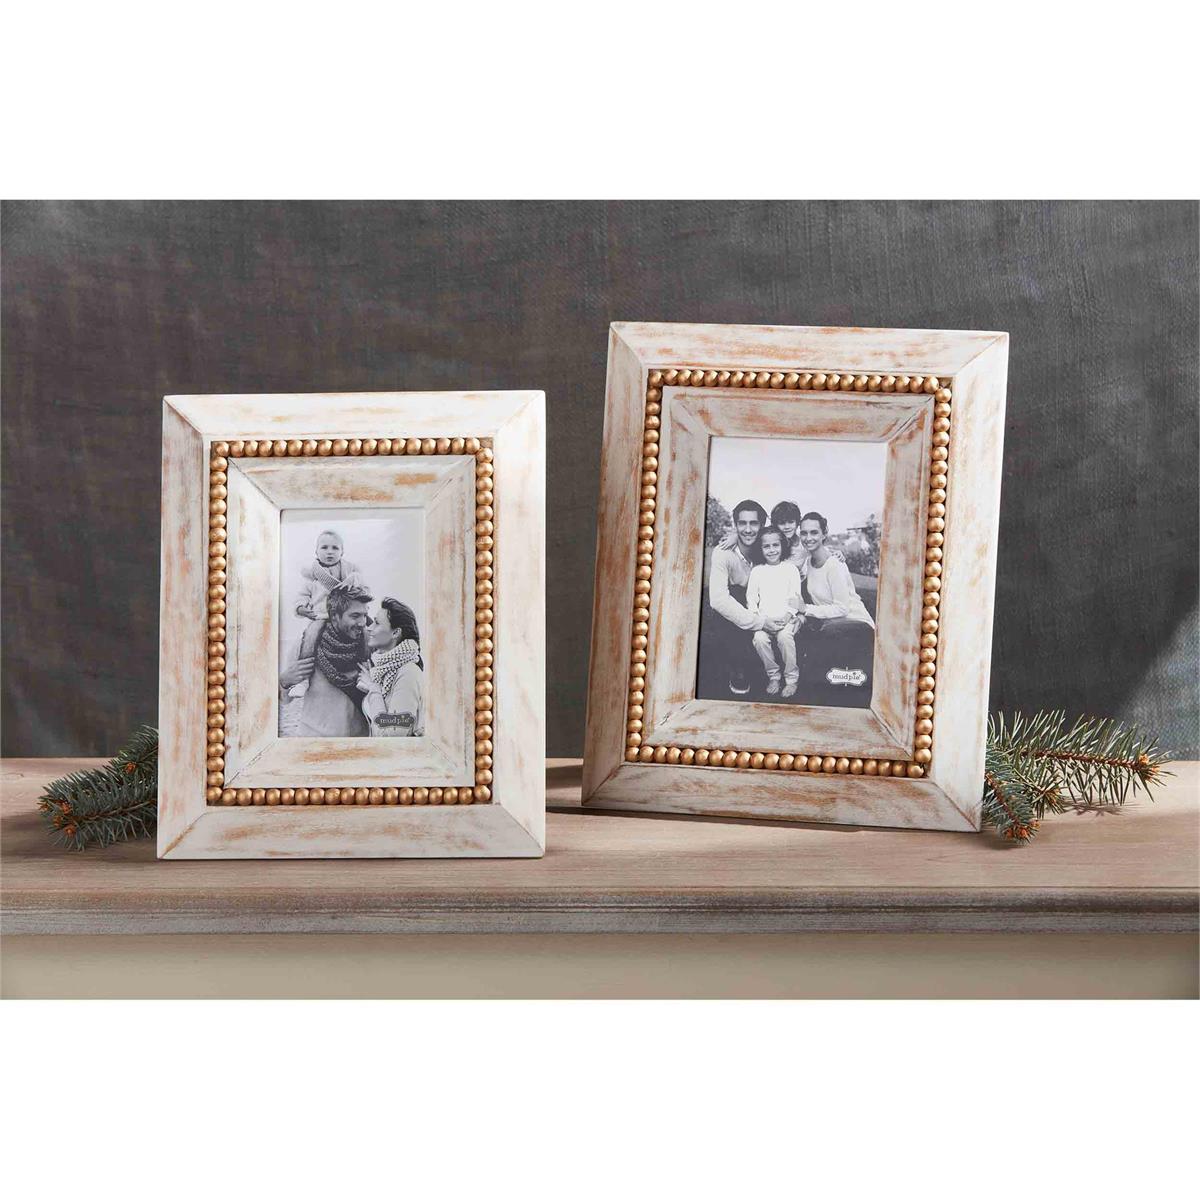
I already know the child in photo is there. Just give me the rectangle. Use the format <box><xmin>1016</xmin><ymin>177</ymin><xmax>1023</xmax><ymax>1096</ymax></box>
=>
<box><xmin>289</xmin><ymin>530</ymin><xmax>368</xmax><ymax>699</ymax></box>
<box><xmin>746</xmin><ymin>525</ymin><xmax>804</xmax><ymax>697</ymax></box>
<box><xmin>770</xmin><ymin>500</ymin><xmax>804</xmax><ymax>562</ymax></box>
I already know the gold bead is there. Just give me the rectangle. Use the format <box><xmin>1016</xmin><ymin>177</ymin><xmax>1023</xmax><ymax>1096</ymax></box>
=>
<box><xmin>317</xmin><ymin>439</ymin><xmax>333</xmax><ymax>455</ymax></box>
<box><xmin>443</xmin><ymin>788</ymin><xmax>459</xmax><ymax>804</ymax></box>
<box><xmin>474</xmin><ymin>785</ymin><xmax>491</xmax><ymax>802</ymax></box>
<box><xmin>666</xmin><ymin>747</ymin><xmax>682</xmax><ymax>765</ymax></box>
<box><xmin>907</xmin><ymin>763</ymin><xmax>925</xmax><ymax>777</ymax></box>
<box><xmin>769</xmin><ymin>372</ymin><xmax>784</xmax><ymax>389</ymax></box>
<box><xmin>763</xmin><ymin>753</ymin><xmax>779</xmax><ymax>770</ymax></box>
<box><xmin>695</xmin><ymin>749</ymin><xmax>710</xmax><ymax>765</ymax></box>
<box><xmin>399</xmin><ymin>788</ymin><xmax>414</xmax><ymax>804</ymax></box>
<box><xmin>863</xmin><ymin>760</ymin><xmax>878</xmax><ymax>775</ymax></box>
<box><xmin>809</xmin><ymin>756</ymin><xmax>824</xmax><ymax>773</ymax></box>
<box><xmin>825</xmin><ymin>373</ymin><xmax>841</xmax><ymax>390</ymax></box>
<box><xmin>294</xmin><ymin>788</ymin><xmax>310</xmax><ymax>805</ymax></box>
<box><xmin>750</xmin><ymin>752</ymin><xmax>765</xmax><ymax>769</ymax></box>
<box><xmin>821</xmin><ymin>756</ymin><xmax>837</xmax><ymax>773</ymax></box>
<box><xmin>914</xmin><ymin>749</ymin><xmax>933</xmax><ymax>766</ymax></box>
<box><xmin>784</xmin><ymin>372</ymin><xmax>800</xmax><ymax>389</ymax></box>
<box><xmin>811</xmin><ymin>372</ymin><xmax>827</xmax><ymax>389</ymax></box>
<box><xmin>849</xmin><ymin>758</ymin><xmax>864</xmax><ymax>774</ymax></box>
<box><xmin>413</xmin><ymin>787</ymin><xmax>429</xmax><ymax>804</ymax></box>
<box><xmin>680</xmin><ymin>748</ymin><xmax>695</xmax><ymax>765</ymax></box>
<box><xmin>778</xmin><ymin>753</ymin><xmax>795</xmax><ymax>771</ymax></box>
<box><xmin>839</xmin><ymin>374</ymin><xmax>855</xmax><ymax>391</ymax></box>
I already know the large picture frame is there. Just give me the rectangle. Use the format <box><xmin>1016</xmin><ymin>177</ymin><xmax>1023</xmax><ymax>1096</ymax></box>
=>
<box><xmin>158</xmin><ymin>390</ymin><xmax>545</xmax><ymax>858</ymax></box>
<box><xmin>583</xmin><ymin>323</ymin><xmax>1008</xmax><ymax>831</ymax></box>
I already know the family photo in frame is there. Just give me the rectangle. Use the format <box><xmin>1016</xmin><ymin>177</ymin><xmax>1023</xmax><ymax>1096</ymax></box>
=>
<box><xmin>697</xmin><ymin>435</ymin><xmax>884</xmax><ymax>710</ymax></box>
<box><xmin>582</xmin><ymin>321</ymin><xmax>1009</xmax><ymax>833</ymax></box>
<box><xmin>157</xmin><ymin>390</ymin><xmax>546</xmax><ymax>860</ymax></box>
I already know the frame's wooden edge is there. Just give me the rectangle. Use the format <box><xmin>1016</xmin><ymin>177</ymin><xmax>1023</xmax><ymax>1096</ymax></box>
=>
<box><xmin>610</xmin><ymin>322</ymin><xmax>1009</xmax><ymax>377</ymax></box>
<box><xmin>157</xmin><ymin>401</ymin><xmax>209</xmax><ymax>856</ymax></box>
<box><xmin>490</xmin><ymin>392</ymin><xmax>547</xmax><ymax>851</ymax></box>
<box><xmin>163</xmin><ymin>391</ymin><xmax>543</xmax><ymax>439</ymax></box>
<box><xmin>582</xmin><ymin>329</ymin><xmax>646</xmax><ymax>798</ymax></box>
<box><xmin>923</xmin><ymin>335</ymin><xmax>1009</xmax><ymax>828</ymax></box>
<box><xmin>158</xmin><ymin>803</ymin><xmax>545</xmax><ymax>860</ymax></box>
<box><xmin>583</xmin><ymin>761</ymin><xmax>978</xmax><ymax>833</ymax></box>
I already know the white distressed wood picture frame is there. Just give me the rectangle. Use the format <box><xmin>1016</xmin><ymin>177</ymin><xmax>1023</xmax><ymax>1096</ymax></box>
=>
<box><xmin>582</xmin><ymin>323</ymin><xmax>1009</xmax><ymax>832</ymax></box>
<box><xmin>158</xmin><ymin>391</ymin><xmax>545</xmax><ymax>858</ymax></box>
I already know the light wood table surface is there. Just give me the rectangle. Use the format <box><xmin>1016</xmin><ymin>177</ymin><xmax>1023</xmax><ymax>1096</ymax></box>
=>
<box><xmin>3</xmin><ymin>758</ymin><xmax>1196</xmax><ymax>998</ymax></box>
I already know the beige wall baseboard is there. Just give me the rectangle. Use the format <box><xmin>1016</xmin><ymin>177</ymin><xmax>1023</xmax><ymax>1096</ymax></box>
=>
<box><xmin>3</xmin><ymin>932</ymin><xmax>1196</xmax><ymax>1000</ymax></box>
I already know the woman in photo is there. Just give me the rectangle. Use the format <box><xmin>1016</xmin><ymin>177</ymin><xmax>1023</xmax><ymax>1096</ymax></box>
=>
<box><xmin>794</xmin><ymin>511</ymin><xmax>876</xmax><ymax>701</ymax></box>
<box><xmin>357</xmin><ymin>598</ymin><xmax>425</xmax><ymax>737</ymax></box>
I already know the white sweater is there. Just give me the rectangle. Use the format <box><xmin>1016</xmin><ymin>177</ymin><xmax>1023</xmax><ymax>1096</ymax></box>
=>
<box><xmin>802</xmin><ymin>557</ymin><xmax>875</xmax><ymax>628</ymax></box>
<box><xmin>746</xmin><ymin>562</ymin><xmax>804</xmax><ymax>624</ymax></box>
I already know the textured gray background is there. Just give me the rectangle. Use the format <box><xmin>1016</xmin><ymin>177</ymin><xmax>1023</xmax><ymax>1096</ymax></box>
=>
<box><xmin>3</xmin><ymin>200</ymin><xmax>1197</xmax><ymax>757</ymax></box>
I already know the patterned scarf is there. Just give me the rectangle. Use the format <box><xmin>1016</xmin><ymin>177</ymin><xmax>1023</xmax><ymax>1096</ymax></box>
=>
<box><xmin>369</xmin><ymin>639</ymin><xmax>421</xmax><ymax>701</ymax></box>
<box><xmin>316</xmin><ymin>620</ymin><xmax>368</xmax><ymax>699</ymax></box>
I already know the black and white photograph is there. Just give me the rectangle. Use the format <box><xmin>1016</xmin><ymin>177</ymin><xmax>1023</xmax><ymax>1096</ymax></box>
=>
<box><xmin>277</xmin><ymin>508</ymin><xmax>426</xmax><ymax>739</ymax></box>
<box><xmin>696</xmin><ymin>436</ymin><xmax>886</xmax><ymax>709</ymax></box>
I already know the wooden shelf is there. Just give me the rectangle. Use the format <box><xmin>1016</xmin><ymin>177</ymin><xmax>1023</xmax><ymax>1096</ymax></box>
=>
<box><xmin>3</xmin><ymin>758</ymin><xmax>1196</xmax><ymax>936</ymax></box>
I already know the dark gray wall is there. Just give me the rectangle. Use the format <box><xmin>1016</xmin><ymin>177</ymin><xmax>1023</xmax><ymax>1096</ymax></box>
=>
<box><xmin>3</xmin><ymin>200</ymin><xmax>1197</xmax><ymax>757</ymax></box>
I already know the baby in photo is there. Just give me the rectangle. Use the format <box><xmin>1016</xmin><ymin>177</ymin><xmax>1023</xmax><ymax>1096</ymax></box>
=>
<box><xmin>746</xmin><ymin>525</ymin><xmax>804</xmax><ymax>697</ymax></box>
<box><xmin>289</xmin><ymin>530</ymin><xmax>368</xmax><ymax>699</ymax></box>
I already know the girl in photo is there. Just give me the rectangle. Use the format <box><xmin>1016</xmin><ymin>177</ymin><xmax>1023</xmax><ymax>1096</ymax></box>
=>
<box><xmin>745</xmin><ymin>525</ymin><xmax>804</xmax><ymax>697</ymax></box>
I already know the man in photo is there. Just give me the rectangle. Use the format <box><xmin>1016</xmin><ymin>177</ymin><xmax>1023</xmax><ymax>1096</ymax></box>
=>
<box><xmin>279</xmin><ymin>582</ymin><xmax>373</xmax><ymax>737</ymax></box>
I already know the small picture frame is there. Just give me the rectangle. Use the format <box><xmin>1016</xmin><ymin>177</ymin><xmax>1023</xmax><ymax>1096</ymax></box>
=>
<box><xmin>158</xmin><ymin>391</ymin><xmax>545</xmax><ymax>858</ymax></box>
<box><xmin>583</xmin><ymin>323</ymin><xmax>1008</xmax><ymax>831</ymax></box>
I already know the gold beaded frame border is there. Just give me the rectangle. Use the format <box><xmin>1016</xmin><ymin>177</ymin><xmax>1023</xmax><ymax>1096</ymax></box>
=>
<box><xmin>204</xmin><ymin>434</ymin><xmax>496</xmax><ymax>807</ymax></box>
<box><xmin>625</xmin><ymin>368</ymin><xmax>951</xmax><ymax>781</ymax></box>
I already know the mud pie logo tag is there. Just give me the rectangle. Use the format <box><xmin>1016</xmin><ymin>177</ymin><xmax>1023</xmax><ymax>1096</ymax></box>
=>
<box><xmin>826</xmin><ymin>667</ymin><xmax>867</xmax><ymax>687</ymax></box>
<box><xmin>376</xmin><ymin>713</ymin><xmax>415</xmax><ymax>729</ymax></box>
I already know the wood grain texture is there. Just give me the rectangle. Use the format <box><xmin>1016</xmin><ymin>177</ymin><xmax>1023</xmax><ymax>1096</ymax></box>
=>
<box><xmin>583</xmin><ymin>323</ymin><xmax>1007</xmax><ymax>831</ymax></box>
<box><xmin>3</xmin><ymin>758</ymin><xmax>1196</xmax><ymax>935</ymax></box>
<box><xmin>581</xmin><ymin>329</ymin><xmax>645</xmax><ymax>797</ymax></box>
<box><xmin>157</xmin><ymin>391</ymin><xmax>545</xmax><ymax>858</ymax></box>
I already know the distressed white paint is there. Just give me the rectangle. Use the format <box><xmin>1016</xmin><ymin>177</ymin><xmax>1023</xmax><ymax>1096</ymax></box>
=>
<box><xmin>582</xmin><ymin>322</ymin><xmax>1009</xmax><ymax>832</ymax></box>
<box><xmin>158</xmin><ymin>391</ymin><xmax>545</xmax><ymax>859</ymax></box>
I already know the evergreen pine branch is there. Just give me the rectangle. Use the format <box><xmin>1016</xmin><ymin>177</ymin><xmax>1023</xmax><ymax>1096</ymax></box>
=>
<box><xmin>38</xmin><ymin>727</ymin><xmax>160</xmax><ymax>851</ymax></box>
<box><xmin>39</xmin><ymin>767</ymin><xmax>158</xmax><ymax>851</ymax></box>
<box><xmin>982</xmin><ymin>712</ymin><xmax>1171</xmax><ymax>843</ymax></box>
